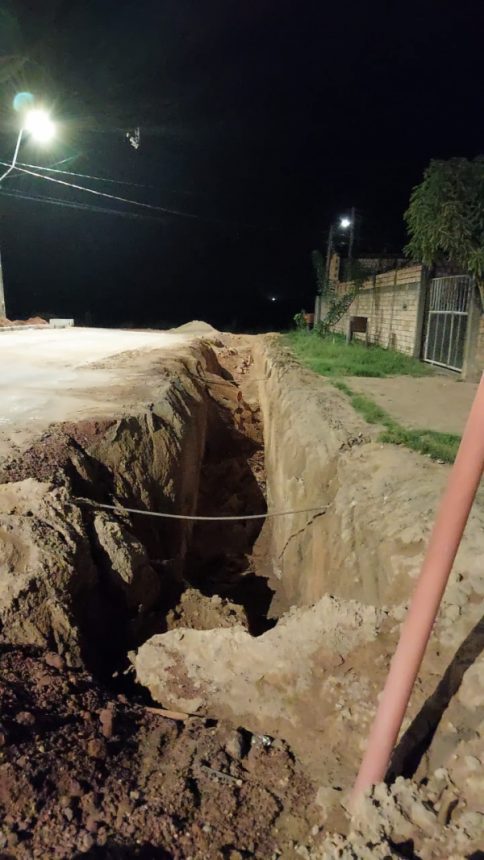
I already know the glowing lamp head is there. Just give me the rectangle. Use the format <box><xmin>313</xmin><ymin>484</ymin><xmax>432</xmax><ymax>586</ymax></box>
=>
<box><xmin>340</xmin><ymin>217</ymin><xmax>351</xmax><ymax>229</ymax></box>
<box><xmin>24</xmin><ymin>109</ymin><xmax>55</xmax><ymax>143</ymax></box>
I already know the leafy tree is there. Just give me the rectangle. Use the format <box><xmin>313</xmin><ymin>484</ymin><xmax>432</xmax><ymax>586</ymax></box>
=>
<box><xmin>405</xmin><ymin>157</ymin><xmax>484</xmax><ymax>301</ymax></box>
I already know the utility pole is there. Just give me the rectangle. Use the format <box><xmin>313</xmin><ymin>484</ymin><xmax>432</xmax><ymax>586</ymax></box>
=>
<box><xmin>0</xmin><ymin>248</ymin><xmax>5</xmax><ymax>318</ymax></box>
<box><xmin>0</xmin><ymin>109</ymin><xmax>55</xmax><ymax>320</ymax></box>
<box><xmin>325</xmin><ymin>223</ymin><xmax>334</xmax><ymax>285</ymax></box>
<box><xmin>348</xmin><ymin>206</ymin><xmax>356</xmax><ymax>260</ymax></box>
<box><xmin>0</xmin><ymin>128</ymin><xmax>24</xmax><ymax>320</ymax></box>
<box><xmin>347</xmin><ymin>205</ymin><xmax>356</xmax><ymax>275</ymax></box>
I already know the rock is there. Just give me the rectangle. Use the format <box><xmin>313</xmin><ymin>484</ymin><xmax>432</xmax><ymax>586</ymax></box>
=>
<box><xmin>93</xmin><ymin>514</ymin><xmax>161</xmax><ymax>611</ymax></box>
<box><xmin>67</xmin><ymin>778</ymin><xmax>82</xmax><ymax>797</ymax></box>
<box><xmin>87</xmin><ymin>738</ymin><xmax>107</xmax><ymax>760</ymax></box>
<box><xmin>77</xmin><ymin>831</ymin><xmax>95</xmax><ymax>853</ymax></box>
<box><xmin>45</xmin><ymin>651</ymin><xmax>65</xmax><ymax>671</ymax></box>
<box><xmin>99</xmin><ymin>707</ymin><xmax>114</xmax><ymax>739</ymax></box>
<box><xmin>15</xmin><ymin>711</ymin><xmax>35</xmax><ymax>726</ymax></box>
<box><xmin>85</xmin><ymin>816</ymin><xmax>99</xmax><ymax>833</ymax></box>
<box><xmin>224</xmin><ymin>729</ymin><xmax>246</xmax><ymax>760</ymax></box>
<box><xmin>134</xmin><ymin>594</ymin><xmax>386</xmax><ymax>774</ymax></box>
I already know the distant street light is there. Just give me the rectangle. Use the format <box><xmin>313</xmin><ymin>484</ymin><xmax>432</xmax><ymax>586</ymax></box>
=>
<box><xmin>325</xmin><ymin>206</ymin><xmax>357</xmax><ymax>286</ymax></box>
<box><xmin>0</xmin><ymin>104</ymin><xmax>56</xmax><ymax>317</ymax></box>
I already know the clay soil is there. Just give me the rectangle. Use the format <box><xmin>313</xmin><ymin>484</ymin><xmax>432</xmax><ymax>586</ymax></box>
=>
<box><xmin>0</xmin><ymin>645</ymin><xmax>319</xmax><ymax>859</ymax></box>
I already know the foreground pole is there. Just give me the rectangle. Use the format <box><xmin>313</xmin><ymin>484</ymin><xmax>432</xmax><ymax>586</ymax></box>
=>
<box><xmin>351</xmin><ymin>373</ymin><xmax>484</xmax><ymax>805</ymax></box>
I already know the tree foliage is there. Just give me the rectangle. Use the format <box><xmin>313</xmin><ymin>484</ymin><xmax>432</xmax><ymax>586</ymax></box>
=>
<box><xmin>404</xmin><ymin>157</ymin><xmax>484</xmax><ymax>283</ymax></box>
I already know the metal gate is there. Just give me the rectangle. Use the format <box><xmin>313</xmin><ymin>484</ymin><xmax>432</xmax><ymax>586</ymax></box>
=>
<box><xmin>423</xmin><ymin>275</ymin><xmax>473</xmax><ymax>371</ymax></box>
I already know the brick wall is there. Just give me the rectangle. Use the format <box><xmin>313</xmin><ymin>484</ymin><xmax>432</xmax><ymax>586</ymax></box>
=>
<box><xmin>477</xmin><ymin>314</ymin><xmax>484</xmax><ymax>372</ymax></box>
<box><xmin>333</xmin><ymin>264</ymin><xmax>424</xmax><ymax>356</ymax></box>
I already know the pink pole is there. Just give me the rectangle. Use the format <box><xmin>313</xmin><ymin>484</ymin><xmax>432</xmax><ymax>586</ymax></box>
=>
<box><xmin>351</xmin><ymin>373</ymin><xmax>484</xmax><ymax>805</ymax></box>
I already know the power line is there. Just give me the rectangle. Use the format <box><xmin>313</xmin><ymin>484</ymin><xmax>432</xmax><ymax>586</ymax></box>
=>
<box><xmin>0</xmin><ymin>187</ymin><xmax>178</xmax><ymax>223</ymax></box>
<box><xmin>0</xmin><ymin>161</ymin><xmax>257</xmax><ymax>230</ymax></box>
<box><xmin>0</xmin><ymin>162</ymin><xmax>205</xmax><ymax>221</ymax></box>
<box><xmin>8</xmin><ymin>159</ymin><xmax>155</xmax><ymax>190</ymax></box>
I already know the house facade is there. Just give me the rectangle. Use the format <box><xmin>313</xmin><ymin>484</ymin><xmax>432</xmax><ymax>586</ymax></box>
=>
<box><xmin>315</xmin><ymin>254</ymin><xmax>484</xmax><ymax>380</ymax></box>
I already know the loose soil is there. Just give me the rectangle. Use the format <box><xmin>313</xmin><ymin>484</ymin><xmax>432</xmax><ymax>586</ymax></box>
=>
<box><xmin>0</xmin><ymin>645</ymin><xmax>319</xmax><ymax>859</ymax></box>
<box><xmin>0</xmin><ymin>330</ymin><xmax>483</xmax><ymax>858</ymax></box>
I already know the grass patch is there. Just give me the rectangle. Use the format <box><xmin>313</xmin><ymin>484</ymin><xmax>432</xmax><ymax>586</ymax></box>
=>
<box><xmin>284</xmin><ymin>331</ymin><xmax>431</xmax><ymax>378</ymax></box>
<box><xmin>380</xmin><ymin>427</ymin><xmax>460</xmax><ymax>463</ymax></box>
<box><xmin>330</xmin><ymin>381</ymin><xmax>460</xmax><ymax>463</ymax></box>
<box><xmin>285</xmin><ymin>331</ymin><xmax>459</xmax><ymax>462</ymax></box>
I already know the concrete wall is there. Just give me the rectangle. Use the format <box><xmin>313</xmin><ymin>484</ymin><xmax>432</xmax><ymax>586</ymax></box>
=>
<box><xmin>333</xmin><ymin>264</ymin><xmax>424</xmax><ymax>356</ymax></box>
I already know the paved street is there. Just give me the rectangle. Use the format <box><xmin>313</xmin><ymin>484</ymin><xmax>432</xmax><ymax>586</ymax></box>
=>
<box><xmin>0</xmin><ymin>327</ymin><xmax>191</xmax><ymax>453</ymax></box>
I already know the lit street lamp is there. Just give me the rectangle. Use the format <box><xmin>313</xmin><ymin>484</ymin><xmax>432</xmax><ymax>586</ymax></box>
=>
<box><xmin>0</xmin><ymin>106</ymin><xmax>56</xmax><ymax>317</ymax></box>
<box><xmin>314</xmin><ymin>208</ymin><xmax>357</xmax><ymax>324</ymax></box>
<box><xmin>325</xmin><ymin>208</ymin><xmax>355</xmax><ymax>286</ymax></box>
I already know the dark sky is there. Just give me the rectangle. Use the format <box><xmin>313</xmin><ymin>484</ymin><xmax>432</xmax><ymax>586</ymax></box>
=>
<box><xmin>0</xmin><ymin>0</ymin><xmax>483</xmax><ymax>329</ymax></box>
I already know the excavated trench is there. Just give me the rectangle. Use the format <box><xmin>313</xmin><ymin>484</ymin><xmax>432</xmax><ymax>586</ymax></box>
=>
<box><xmin>0</xmin><ymin>340</ymin><xmax>274</xmax><ymax>679</ymax></box>
<box><xmin>1</xmin><ymin>334</ymin><xmax>483</xmax><ymax>857</ymax></box>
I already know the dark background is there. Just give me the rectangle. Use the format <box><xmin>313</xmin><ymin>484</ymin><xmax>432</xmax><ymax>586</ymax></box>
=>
<box><xmin>0</xmin><ymin>0</ymin><xmax>483</xmax><ymax>330</ymax></box>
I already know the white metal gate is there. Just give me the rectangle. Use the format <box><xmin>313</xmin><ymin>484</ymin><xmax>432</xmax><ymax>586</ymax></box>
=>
<box><xmin>423</xmin><ymin>275</ymin><xmax>473</xmax><ymax>371</ymax></box>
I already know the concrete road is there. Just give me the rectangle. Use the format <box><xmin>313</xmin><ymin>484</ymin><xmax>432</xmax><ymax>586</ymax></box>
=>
<box><xmin>0</xmin><ymin>327</ymin><xmax>192</xmax><ymax>454</ymax></box>
<box><xmin>347</xmin><ymin>374</ymin><xmax>478</xmax><ymax>436</ymax></box>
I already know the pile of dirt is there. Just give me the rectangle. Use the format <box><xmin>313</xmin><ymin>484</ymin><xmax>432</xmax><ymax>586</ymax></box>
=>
<box><xmin>24</xmin><ymin>316</ymin><xmax>48</xmax><ymax>326</ymax></box>
<box><xmin>0</xmin><ymin>317</ymin><xmax>48</xmax><ymax>328</ymax></box>
<box><xmin>170</xmin><ymin>320</ymin><xmax>221</xmax><ymax>337</ymax></box>
<box><xmin>166</xmin><ymin>589</ymin><xmax>248</xmax><ymax>631</ymax></box>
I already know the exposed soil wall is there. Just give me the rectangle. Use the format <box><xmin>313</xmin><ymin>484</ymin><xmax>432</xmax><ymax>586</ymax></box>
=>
<box><xmin>254</xmin><ymin>336</ymin><xmax>484</xmax><ymax>624</ymax></box>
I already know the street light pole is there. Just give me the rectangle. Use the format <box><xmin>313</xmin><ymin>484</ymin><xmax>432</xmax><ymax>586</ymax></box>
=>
<box><xmin>347</xmin><ymin>205</ymin><xmax>356</xmax><ymax>271</ymax></box>
<box><xmin>325</xmin><ymin>223</ymin><xmax>334</xmax><ymax>285</ymax></box>
<box><xmin>0</xmin><ymin>129</ymin><xmax>24</xmax><ymax>318</ymax></box>
<box><xmin>0</xmin><ymin>109</ymin><xmax>55</xmax><ymax>319</ymax></box>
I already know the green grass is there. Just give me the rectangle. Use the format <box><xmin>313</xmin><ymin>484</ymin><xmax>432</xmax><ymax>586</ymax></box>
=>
<box><xmin>285</xmin><ymin>332</ymin><xmax>458</xmax><ymax>461</ymax></box>
<box><xmin>284</xmin><ymin>331</ymin><xmax>431</xmax><ymax>378</ymax></box>
<box><xmin>331</xmin><ymin>381</ymin><xmax>460</xmax><ymax>463</ymax></box>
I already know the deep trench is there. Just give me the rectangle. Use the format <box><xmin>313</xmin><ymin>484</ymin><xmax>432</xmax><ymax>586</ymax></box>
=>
<box><xmin>68</xmin><ymin>354</ymin><xmax>274</xmax><ymax>680</ymax></box>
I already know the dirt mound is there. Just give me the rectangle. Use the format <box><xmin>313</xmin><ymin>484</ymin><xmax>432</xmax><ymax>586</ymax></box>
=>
<box><xmin>7</xmin><ymin>317</ymin><xmax>48</xmax><ymax>327</ymax></box>
<box><xmin>0</xmin><ymin>318</ymin><xmax>13</xmax><ymax>327</ymax></box>
<box><xmin>25</xmin><ymin>316</ymin><xmax>48</xmax><ymax>326</ymax></box>
<box><xmin>166</xmin><ymin>589</ymin><xmax>248</xmax><ymax>631</ymax></box>
<box><xmin>170</xmin><ymin>319</ymin><xmax>221</xmax><ymax>336</ymax></box>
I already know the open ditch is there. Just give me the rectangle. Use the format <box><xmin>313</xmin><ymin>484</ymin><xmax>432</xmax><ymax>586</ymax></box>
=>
<box><xmin>0</xmin><ymin>334</ymin><xmax>483</xmax><ymax>858</ymax></box>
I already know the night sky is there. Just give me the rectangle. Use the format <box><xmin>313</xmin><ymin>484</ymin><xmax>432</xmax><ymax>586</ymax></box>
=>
<box><xmin>0</xmin><ymin>1</ymin><xmax>483</xmax><ymax>330</ymax></box>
